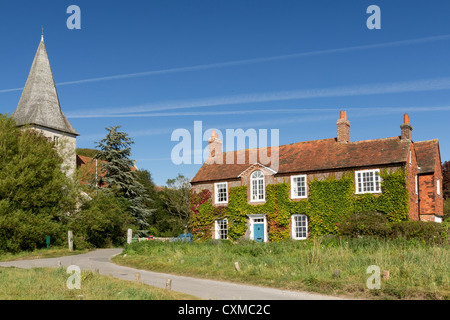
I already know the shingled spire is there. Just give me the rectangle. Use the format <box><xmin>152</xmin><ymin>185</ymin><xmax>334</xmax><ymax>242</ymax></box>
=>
<box><xmin>12</xmin><ymin>35</ymin><xmax>79</xmax><ymax>136</ymax></box>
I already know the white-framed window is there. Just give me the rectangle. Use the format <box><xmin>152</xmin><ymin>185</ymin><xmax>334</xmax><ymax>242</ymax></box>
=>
<box><xmin>291</xmin><ymin>174</ymin><xmax>307</xmax><ymax>199</ymax></box>
<box><xmin>355</xmin><ymin>169</ymin><xmax>381</xmax><ymax>194</ymax></box>
<box><xmin>437</xmin><ymin>178</ymin><xmax>441</xmax><ymax>196</ymax></box>
<box><xmin>291</xmin><ymin>214</ymin><xmax>308</xmax><ymax>240</ymax></box>
<box><xmin>415</xmin><ymin>175</ymin><xmax>418</xmax><ymax>195</ymax></box>
<box><xmin>215</xmin><ymin>219</ymin><xmax>228</xmax><ymax>240</ymax></box>
<box><xmin>215</xmin><ymin>182</ymin><xmax>228</xmax><ymax>204</ymax></box>
<box><xmin>250</xmin><ymin>170</ymin><xmax>265</xmax><ymax>201</ymax></box>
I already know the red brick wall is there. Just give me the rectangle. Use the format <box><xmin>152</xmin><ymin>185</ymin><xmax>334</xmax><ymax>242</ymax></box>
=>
<box><xmin>418</xmin><ymin>174</ymin><xmax>435</xmax><ymax>217</ymax></box>
<box><xmin>417</xmin><ymin>148</ymin><xmax>443</xmax><ymax>220</ymax></box>
<box><xmin>434</xmin><ymin>148</ymin><xmax>444</xmax><ymax>217</ymax></box>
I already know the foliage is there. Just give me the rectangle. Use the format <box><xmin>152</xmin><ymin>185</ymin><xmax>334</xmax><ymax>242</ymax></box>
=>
<box><xmin>444</xmin><ymin>198</ymin><xmax>450</xmax><ymax>221</ymax></box>
<box><xmin>0</xmin><ymin>114</ymin><xmax>76</xmax><ymax>253</ymax></box>
<box><xmin>95</xmin><ymin>125</ymin><xmax>152</xmax><ymax>227</ymax></box>
<box><xmin>76</xmin><ymin>148</ymin><xmax>98</xmax><ymax>158</ymax></box>
<box><xmin>338</xmin><ymin>211</ymin><xmax>448</xmax><ymax>245</ymax></box>
<box><xmin>0</xmin><ymin>114</ymin><xmax>76</xmax><ymax>215</ymax></box>
<box><xmin>159</xmin><ymin>174</ymin><xmax>192</xmax><ymax>233</ymax></box>
<box><xmin>68</xmin><ymin>190</ymin><xmax>134</xmax><ymax>248</ymax></box>
<box><xmin>190</xmin><ymin>169</ymin><xmax>410</xmax><ymax>241</ymax></box>
<box><xmin>442</xmin><ymin>160</ymin><xmax>450</xmax><ymax>199</ymax></box>
<box><xmin>337</xmin><ymin>211</ymin><xmax>391</xmax><ymax>238</ymax></box>
<box><xmin>389</xmin><ymin>221</ymin><xmax>448</xmax><ymax>245</ymax></box>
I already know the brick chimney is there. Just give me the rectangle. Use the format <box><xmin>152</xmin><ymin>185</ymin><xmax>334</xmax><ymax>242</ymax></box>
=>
<box><xmin>207</xmin><ymin>130</ymin><xmax>223</xmax><ymax>163</ymax></box>
<box><xmin>400</xmin><ymin>113</ymin><xmax>413</xmax><ymax>140</ymax></box>
<box><xmin>336</xmin><ymin>111</ymin><xmax>350</xmax><ymax>143</ymax></box>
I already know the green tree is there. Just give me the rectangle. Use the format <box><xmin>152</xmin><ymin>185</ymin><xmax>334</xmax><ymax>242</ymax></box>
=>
<box><xmin>0</xmin><ymin>114</ymin><xmax>76</xmax><ymax>252</ymax></box>
<box><xmin>159</xmin><ymin>174</ymin><xmax>192</xmax><ymax>233</ymax></box>
<box><xmin>442</xmin><ymin>160</ymin><xmax>450</xmax><ymax>199</ymax></box>
<box><xmin>94</xmin><ymin>126</ymin><xmax>152</xmax><ymax>227</ymax></box>
<box><xmin>69</xmin><ymin>190</ymin><xmax>133</xmax><ymax>248</ymax></box>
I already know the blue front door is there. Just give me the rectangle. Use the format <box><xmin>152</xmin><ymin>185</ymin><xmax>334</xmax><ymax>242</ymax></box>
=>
<box><xmin>254</xmin><ymin>223</ymin><xmax>264</xmax><ymax>242</ymax></box>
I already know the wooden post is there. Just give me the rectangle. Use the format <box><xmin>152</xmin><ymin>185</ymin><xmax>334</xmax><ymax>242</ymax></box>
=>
<box><xmin>135</xmin><ymin>273</ymin><xmax>141</xmax><ymax>284</ymax></box>
<box><xmin>127</xmin><ymin>229</ymin><xmax>132</xmax><ymax>244</ymax></box>
<box><xmin>166</xmin><ymin>279</ymin><xmax>172</xmax><ymax>290</ymax></box>
<box><xmin>234</xmin><ymin>262</ymin><xmax>240</xmax><ymax>272</ymax></box>
<box><xmin>68</xmin><ymin>230</ymin><xmax>74</xmax><ymax>252</ymax></box>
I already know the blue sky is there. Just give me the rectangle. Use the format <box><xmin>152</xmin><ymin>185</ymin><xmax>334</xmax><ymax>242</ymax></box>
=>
<box><xmin>1</xmin><ymin>0</ymin><xmax>450</xmax><ymax>186</ymax></box>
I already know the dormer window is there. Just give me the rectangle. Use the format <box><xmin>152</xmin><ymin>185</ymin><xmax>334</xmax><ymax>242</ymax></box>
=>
<box><xmin>250</xmin><ymin>170</ymin><xmax>265</xmax><ymax>202</ymax></box>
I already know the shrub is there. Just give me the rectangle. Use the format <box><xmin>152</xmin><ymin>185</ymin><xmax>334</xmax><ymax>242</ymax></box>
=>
<box><xmin>0</xmin><ymin>201</ymin><xmax>65</xmax><ymax>253</ymax></box>
<box><xmin>390</xmin><ymin>221</ymin><xmax>448</xmax><ymax>245</ymax></box>
<box><xmin>337</xmin><ymin>211</ymin><xmax>391</xmax><ymax>238</ymax></box>
<box><xmin>69</xmin><ymin>190</ymin><xmax>134</xmax><ymax>248</ymax></box>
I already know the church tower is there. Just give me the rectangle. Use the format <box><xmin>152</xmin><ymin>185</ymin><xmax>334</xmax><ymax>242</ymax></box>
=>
<box><xmin>12</xmin><ymin>33</ymin><xmax>79</xmax><ymax>177</ymax></box>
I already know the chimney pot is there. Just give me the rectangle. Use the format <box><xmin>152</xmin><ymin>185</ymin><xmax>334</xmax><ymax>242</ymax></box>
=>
<box><xmin>404</xmin><ymin>113</ymin><xmax>409</xmax><ymax>124</ymax></box>
<box><xmin>340</xmin><ymin>111</ymin><xmax>347</xmax><ymax>120</ymax></box>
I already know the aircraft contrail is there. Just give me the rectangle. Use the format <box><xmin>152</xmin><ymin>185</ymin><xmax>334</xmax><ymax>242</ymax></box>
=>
<box><xmin>1</xmin><ymin>34</ymin><xmax>450</xmax><ymax>94</ymax></box>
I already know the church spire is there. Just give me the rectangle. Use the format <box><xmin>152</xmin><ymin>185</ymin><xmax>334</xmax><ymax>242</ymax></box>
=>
<box><xmin>12</xmin><ymin>35</ymin><xmax>79</xmax><ymax>136</ymax></box>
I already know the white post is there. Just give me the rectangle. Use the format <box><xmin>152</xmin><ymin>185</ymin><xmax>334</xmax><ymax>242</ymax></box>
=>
<box><xmin>127</xmin><ymin>229</ymin><xmax>132</xmax><ymax>244</ymax></box>
<box><xmin>68</xmin><ymin>230</ymin><xmax>73</xmax><ymax>252</ymax></box>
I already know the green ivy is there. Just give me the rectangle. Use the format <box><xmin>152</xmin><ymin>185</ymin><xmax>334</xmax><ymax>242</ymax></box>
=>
<box><xmin>190</xmin><ymin>169</ymin><xmax>410</xmax><ymax>242</ymax></box>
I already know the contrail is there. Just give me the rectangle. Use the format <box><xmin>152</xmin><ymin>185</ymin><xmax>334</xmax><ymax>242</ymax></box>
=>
<box><xmin>66</xmin><ymin>76</ymin><xmax>450</xmax><ymax>118</ymax></box>
<box><xmin>2</xmin><ymin>34</ymin><xmax>450</xmax><ymax>94</ymax></box>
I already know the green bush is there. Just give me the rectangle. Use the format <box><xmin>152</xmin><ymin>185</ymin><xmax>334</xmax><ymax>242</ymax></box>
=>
<box><xmin>0</xmin><ymin>201</ymin><xmax>65</xmax><ymax>253</ymax></box>
<box><xmin>390</xmin><ymin>221</ymin><xmax>448</xmax><ymax>245</ymax></box>
<box><xmin>0</xmin><ymin>115</ymin><xmax>76</xmax><ymax>253</ymax></box>
<box><xmin>69</xmin><ymin>190</ymin><xmax>134</xmax><ymax>248</ymax></box>
<box><xmin>338</xmin><ymin>211</ymin><xmax>391</xmax><ymax>238</ymax></box>
<box><xmin>338</xmin><ymin>211</ymin><xmax>448</xmax><ymax>245</ymax></box>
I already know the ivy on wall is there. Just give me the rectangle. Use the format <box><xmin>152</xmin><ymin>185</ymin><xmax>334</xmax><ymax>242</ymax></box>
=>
<box><xmin>189</xmin><ymin>169</ymin><xmax>410</xmax><ymax>241</ymax></box>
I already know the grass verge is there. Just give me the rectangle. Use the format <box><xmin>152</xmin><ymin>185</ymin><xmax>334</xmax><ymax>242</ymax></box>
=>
<box><xmin>112</xmin><ymin>237</ymin><xmax>449</xmax><ymax>300</ymax></box>
<box><xmin>0</xmin><ymin>247</ymin><xmax>90</xmax><ymax>262</ymax></box>
<box><xmin>0</xmin><ymin>266</ymin><xmax>198</xmax><ymax>300</ymax></box>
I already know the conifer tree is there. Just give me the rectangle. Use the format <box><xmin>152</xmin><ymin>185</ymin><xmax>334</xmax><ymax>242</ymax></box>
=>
<box><xmin>94</xmin><ymin>126</ymin><xmax>153</xmax><ymax>227</ymax></box>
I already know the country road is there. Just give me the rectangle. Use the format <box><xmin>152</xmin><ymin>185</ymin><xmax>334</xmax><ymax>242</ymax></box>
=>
<box><xmin>0</xmin><ymin>248</ymin><xmax>345</xmax><ymax>300</ymax></box>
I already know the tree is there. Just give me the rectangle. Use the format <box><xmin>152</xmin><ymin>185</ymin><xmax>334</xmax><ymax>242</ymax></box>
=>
<box><xmin>159</xmin><ymin>174</ymin><xmax>192</xmax><ymax>233</ymax></box>
<box><xmin>442</xmin><ymin>161</ymin><xmax>450</xmax><ymax>199</ymax></box>
<box><xmin>94</xmin><ymin>126</ymin><xmax>152</xmax><ymax>227</ymax></box>
<box><xmin>0</xmin><ymin>114</ymin><xmax>76</xmax><ymax>252</ymax></box>
<box><xmin>69</xmin><ymin>190</ymin><xmax>133</xmax><ymax>248</ymax></box>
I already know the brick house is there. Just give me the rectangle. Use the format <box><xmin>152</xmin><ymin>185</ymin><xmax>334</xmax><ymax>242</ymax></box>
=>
<box><xmin>190</xmin><ymin>111</ymin><xmax>444</xmax><ymax>242</ymax></box>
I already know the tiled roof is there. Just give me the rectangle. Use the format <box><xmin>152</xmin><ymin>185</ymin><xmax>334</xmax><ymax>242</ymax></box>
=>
<box><xmin>76</xmin><ymin>155</ymin><xmax>137</xmax><ymax>186</ymax></box>
<box><xmin>415</xmin><ymin>139</ymin><xmax>439</xmax><ymax>174</ymax></box>
<box><xmin>191</xmin><ymin>136</ymin><xmax>412</xmax><ymax>183</ymax></box>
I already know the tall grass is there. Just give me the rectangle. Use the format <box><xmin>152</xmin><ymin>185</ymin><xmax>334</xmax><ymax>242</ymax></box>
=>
<box><xmin>113</xmin><ymin>237</ymin><xmax>449</xmax><ymax>300</ymax></box>
<box><xmin>0</xmin><ymin>266</ymin><xmax>197</xmax><ymax>300</ymax></box>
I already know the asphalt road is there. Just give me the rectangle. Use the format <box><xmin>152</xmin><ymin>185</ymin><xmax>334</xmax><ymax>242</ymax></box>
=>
<box><xmin>0</xmin><ymin>248</ymin><xmax>345</xmax><ymax>300</ymax></box>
